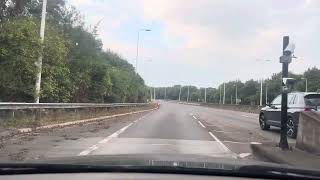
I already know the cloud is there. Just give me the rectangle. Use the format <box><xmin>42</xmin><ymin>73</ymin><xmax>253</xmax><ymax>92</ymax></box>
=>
<box><xmin>68</xmin><ymin>0</ymin><xmax>320</xmax><ymax>86</ymax></box>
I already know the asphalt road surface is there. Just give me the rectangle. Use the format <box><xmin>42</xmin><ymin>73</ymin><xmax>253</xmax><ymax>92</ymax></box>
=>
<box><xmin>0</xmin><ymin>101</ymin><xmax>295</xmax><ymax>162</ymax></box>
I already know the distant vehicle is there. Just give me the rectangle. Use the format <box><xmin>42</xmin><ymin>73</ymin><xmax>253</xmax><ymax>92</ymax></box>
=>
<box><xmin>259</xmin><ymin>92</ymin><xmax>320</xmax><ymax>138</ymax></box>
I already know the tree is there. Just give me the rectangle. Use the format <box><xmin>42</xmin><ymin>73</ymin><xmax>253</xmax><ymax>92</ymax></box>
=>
<box><xmin>0</xmin><ymin>18</ymin><xmax>41</xmax><ymax>102</ymax></box>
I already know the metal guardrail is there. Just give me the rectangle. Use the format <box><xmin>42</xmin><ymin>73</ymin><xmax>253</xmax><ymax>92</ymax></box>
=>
<box><xmin>0</xmin><ymin>103</ymin><xmax>149</xmax><ymax>110</ymax></box>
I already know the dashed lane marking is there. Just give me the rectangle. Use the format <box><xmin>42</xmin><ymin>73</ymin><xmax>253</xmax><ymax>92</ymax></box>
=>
<box><xmin>78</xmin><ymin>112</ymin><xmax>152</xmax><ymax>156</ymax></box>
<box><xmin>192</xmin><ymin>115</ymin><xmax>197</xmax><ymax>120</ymax></box>
<box><xmin>241</xmin><ymin>114</ymin><xmax>250</xmax><ymax>118</ymax></box>
<box><xmin>78</xmin><ymin>122</ymin><xmax>133</xmax><ymax>156</ymax></box>
<box><xmin>198</xmin><ymin>121</ymin><xmax>206</xmax><ymax>128</ymax></box>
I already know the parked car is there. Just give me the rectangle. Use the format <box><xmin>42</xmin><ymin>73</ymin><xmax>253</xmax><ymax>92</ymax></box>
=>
<box><xmin>259</xmin><ymin>92</ymin><xmax>320</xmax><ymax>138</ymax></box>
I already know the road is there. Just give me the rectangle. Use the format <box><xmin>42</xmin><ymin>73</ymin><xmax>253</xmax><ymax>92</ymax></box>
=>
<box><xmin>0</xmin><ymin>101</ymin><xmax>295</xmax><ymax>162</ymax></box>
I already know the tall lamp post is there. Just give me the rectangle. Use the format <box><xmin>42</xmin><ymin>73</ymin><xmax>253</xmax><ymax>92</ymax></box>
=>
<box><xmin>136</xmin><ymin>28</ymin><xmax>151</xmax><ymax>73</ymax></box>
<box><xmin>34</xmin><ymin>0</ymin><xmax>47</xmax><ymax>103</ymax></box>
<box><xmin>256</xmin><ymin>59</ymin><xmax>271</xmax><ymax>105</ymax></box>
<box><xmin>302</xmin><ymin>78</ymin><xmax>308</xmax><ymax>92</ymax></box>
<box><xmin>233</xmin><ymin>84</ymin><xmax>238</xmax><ymax>105</ymax></box>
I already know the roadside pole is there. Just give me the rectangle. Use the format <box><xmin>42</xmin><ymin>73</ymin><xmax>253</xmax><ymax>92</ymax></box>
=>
<box><xmin>260</xmin><ymin>79</ymin><xmax>263</xmax><ymax>106</ymax></box>
<box><xmin>205</xmin><ymin>87</ymin><xmax>207</xmax><ymax>103</ymax></box>
<box><xmin>265</xmin><ymin>84</ymin><xmax>268</xmax><ymax>104</ymax></box>
<box><xmin>279</xmin><ymin>36</ymin><xmax>294</xmax><ymax>150</ymax></box>
<box><xmin>164</xmin><ymin>87</ymin><xmax>167</xmax><ymax>100</ymax></box>
<box><xmin>150</xmin><ymin>88</ymin><xmax>153</xmax><ymax>101</ymax></box>
<box><xmin>154</xmin><ymin>88</ymin><xmax>156</xmax><ymax>100</ymax></box>
<box><xmin>178</xmin><ymin>86</ymin><xmax>182</xmax><ymax>101</ymax></box>
<box><xmin>187</xmin><ymin>86</ymin><xmax>190</xmax><ymax>102</ymax></box>
<box><xmin>223</xmin><ymin>83</ymin><xmax>226</xmax><ymax>104</ymax></box>
<box><xmin>34</xmin><ymin>0</ymin><xmax>47</xmax><ymax>103</ymax></box>
<box><xmin>219</xmin><ymin>86</ymin><xmax>222</xmax><ymax>104</ymax></box>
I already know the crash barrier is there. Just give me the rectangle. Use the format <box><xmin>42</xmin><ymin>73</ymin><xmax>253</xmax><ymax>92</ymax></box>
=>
<box><xmin>296</xmin><ymin>111</ymin><xmax>320</xmax><ymax>154</ymax></box>
<box><xmin>200</xmin><ymin>103</ymin><xmax>261</xmax><ymax>114</ymax></box>
<box><xmin>0</xmin><ymin>103</ymin><xmax>154</xmax><ymax>128</ymax></box>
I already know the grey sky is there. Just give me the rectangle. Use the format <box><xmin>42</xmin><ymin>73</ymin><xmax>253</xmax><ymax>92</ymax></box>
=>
<box><xmin>68</xmin><ymin>0</ymin><xmax>320</xmax><ymax>87</ymax></box>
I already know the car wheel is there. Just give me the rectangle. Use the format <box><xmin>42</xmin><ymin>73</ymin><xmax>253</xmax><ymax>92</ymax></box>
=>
<box><xmin>287</xmin><ymin>117</ymin><xmax>297</xmax><ymax>138</ymax></box>
<box><xmin>259</xmin><ymin>114</ymin><xmax>270</xmax><ymax>130</ymax></box>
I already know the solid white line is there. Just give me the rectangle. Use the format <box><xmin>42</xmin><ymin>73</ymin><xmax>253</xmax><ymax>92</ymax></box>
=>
<box><xmin>78</xmin><ymin>123</ymin><xmax>133</xmax><ymax>156</ymax></box>
<box><xmin>241</xmin><ymin>114</ymin><xmax>250</xmax><ymax>118</ymax></box>
<box><xmin>208</xmin><ymin>131</ymin><xmax>231</xmax><ymax>152</ymax></box>
<box><xmin>223</xmin><ymin>140</ymin><xmax>251</xmax><ymax>144</ymax></box>
<box><xmin>192</xmin><ymin>115</ymin><xmax>197</xmax><ymax>120</ymax></box>
<box><xmin>239</xmin><ymin>153</ymin><xmax>251</xmax><ymax>158</ymax></box>
<box><xmin>198</xmin><ymin>121</ymin><xmax>206</xmax><ymax>128</ymax></box>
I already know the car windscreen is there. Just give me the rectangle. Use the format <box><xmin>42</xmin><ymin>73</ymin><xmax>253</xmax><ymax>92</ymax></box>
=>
<box><xmin>304</xmin><ymin>94</ymin><xmax>320</xmax><ymax>107</ymax></box>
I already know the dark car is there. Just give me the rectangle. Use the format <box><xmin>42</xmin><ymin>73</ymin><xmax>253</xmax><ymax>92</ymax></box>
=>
<box><xmin>259</xmin><ymin>92</ymin><xmax>320</xmax><ymax>138</ymax></box>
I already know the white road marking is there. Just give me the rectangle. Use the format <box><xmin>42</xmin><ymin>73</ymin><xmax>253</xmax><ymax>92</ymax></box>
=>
<box><xmin>208</xmin><ymin>131</ymin><xmax>231</xmax><ymax>152</ymax></box>
<box><xmin>223</xmin><ymin>140</ymin><xmax>251</xmax><ymax>144</ymax></box>
<box><xmin>211</xmin><ymin>130</ymin><xmax>240</xmax><ymax>134</ymax></box>
<box><xmin>241</xmin><ymin>114</ymin><xmax>250</xmax><ymax>118</ymax></box>
<box><xmin>192</xmin><ymin>115</ymin><xmax>197</xmax><ymax>119</ymax></box>
<box><xmin>239</xmin><ymin>153</ymin><xmax>251</xmax><ymax>158</ymax></box>
<box><xmin>250</xmin><ymin>142</ymin><xmax>262</xmax><ymax>145</ymax></box>
<box><xmin>151</xmin><ymin>143</ymin><xmax>171</xmax><ymax>146</ymax></box>
<box><xmin>78</xmin><ymin>123</ymin><xmax>133</xmax><ymax>156</ymax></box>
<box><xmin>198</xmin><ymin>121</ymin><xmax>206</xmax><ymax>128</ymax></box>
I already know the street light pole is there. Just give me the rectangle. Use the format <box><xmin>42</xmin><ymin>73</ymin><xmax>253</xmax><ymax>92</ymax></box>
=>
<box><xmin>135</xmin><ymin>29</ymin><xmax>151</xmax><ymax>73</ymax></box>
<box><xmin>178</xmin><ymin>86</ymin><xmax>182</xmax><ymax>101</ymax></box>
<box><xmin>265</xmin><ymin>84</ymin><xmax>268</xmax><ymax>104</ymax></box>
<box><xmin>205</xmin><ymin>88</ymin><xmax>207</xmax><ymax>103</ymax></box>
<box><xmin>164</xmin><ymin>87</ymin><xmax>167</xmax><ymax>100</ymax></box>
<box><xmin>219</xmin><ymin>86</ymin><xmax>222</xmax><ymax>104</ymax></box>
<box><xmin>302</xmin><ymin>78</ymin><xmax>308</xmax><ymax>92</ymax></box>
<box><xmin>34</xmin><ymin>0</ymin><xmax>47</xmax><ymax>103</ymax></box>
<box><xmin>223</xmin><ymin>83</ymin><xmax>226</xmax><ymax>104</ymax></box>
<box><xmin>235</xmin><ymin>85</ymin><xmax>238</xmax><ymax>105</ymax></box>
<box><xmin>187</xmin><ymin>86</ymin><xmax>189</xmax><ymax>102</ymax></box>
<box><xmin>260</xmin><ymin>79</ymin><xmax>263</xmax><ymax>106</ymax></box>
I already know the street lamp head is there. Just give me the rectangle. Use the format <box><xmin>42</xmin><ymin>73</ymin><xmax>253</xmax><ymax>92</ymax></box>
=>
<box><xmin>140</xmin><ymin>28</ymin><xmax>151</xmax><ymax>32</ymax></box>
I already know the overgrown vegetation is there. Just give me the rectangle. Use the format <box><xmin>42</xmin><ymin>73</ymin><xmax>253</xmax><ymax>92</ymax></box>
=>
<box><xmin>154</xmin><ymin>67</ymin><xmax>320</xmax><ymax>105</ymax></box>
<box><xmin>0</xmin><ymin>0</ymin><xmax>148</xmax><ymax>103</ymax></box>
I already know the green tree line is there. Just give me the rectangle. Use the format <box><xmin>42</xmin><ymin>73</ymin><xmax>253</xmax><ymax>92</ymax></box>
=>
<box><xmin>153</xmin><ymin>67</ymin><xmax>320</xmax><ymax>105</ymax></box>
<box><xmin>0</xmin><ymin>0</ymin><xmax>149</xmax><ymax>103</ymax></box>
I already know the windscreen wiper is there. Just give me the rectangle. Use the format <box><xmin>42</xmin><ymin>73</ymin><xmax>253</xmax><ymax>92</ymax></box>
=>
<box><xmin>0</xmin><ymin>163</ymin><xmax>320</xmax><ymax>179</ymax></box>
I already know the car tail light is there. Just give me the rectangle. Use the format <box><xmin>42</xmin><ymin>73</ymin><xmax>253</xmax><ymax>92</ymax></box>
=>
<box><xmin>304</xmin><ymin>107</ymin><xmax>312</xmax><ymax>111</ymax></box>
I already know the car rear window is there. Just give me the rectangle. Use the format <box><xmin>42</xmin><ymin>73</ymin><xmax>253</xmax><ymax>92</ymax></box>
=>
<box><xmin>304</xmin><ymin>94</ymin><xmax>320</xmax><ymax>107</ymax></box>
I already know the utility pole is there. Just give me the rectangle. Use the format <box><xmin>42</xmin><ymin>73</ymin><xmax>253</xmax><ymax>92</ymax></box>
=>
<box><xmin>178</xmin><ymin>86</ymin><xmax>182</xmax><ymax>101</ymax></box>
<box><xmin>223</xmin><ymin>83</ymin><xmax>226</xmax><ymax>104</ymax></box>
<box><xmin>34</xmin><ymin>0</ymin><xmax>47</xmax><ymax>103</ymax></box>
<box><xmin>187</xmin><ymin>86</ymin><xmax>190</xmax><ymax>102</ymax></box>
<box><xmin>260</xmin><ymin>79</ymin><xmax>263</xmax><ymax>106</ymax></box>
<box><xmin>154</xmin><ymin>88</ymin><xmax>156</xmax><ymax>100</ymax></box>
<box><xmin>150</xmin><ymin>88</ymin><xmax>153</xmax><ymax>101</ymax></box>
<box><xmin>279</xmin><ymin>36</ymin><xmax>294</xmax><ymax>150</ymax></box>
<box><xmin>231</xmin><ymin>95</ymin><xmax>233</xmax><ymax>104</ymax></box>
<box><xmin>204</xmin><ymin>88</ymin><xmax>207</xmax><ymax>103</ymax></box>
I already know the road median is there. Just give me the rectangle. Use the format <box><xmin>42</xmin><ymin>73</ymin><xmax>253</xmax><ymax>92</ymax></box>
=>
<box><xmin>250</xmin><ymin>142</ymin><xmax>320</xmax><ymax>169</ymax></box>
